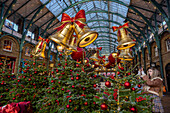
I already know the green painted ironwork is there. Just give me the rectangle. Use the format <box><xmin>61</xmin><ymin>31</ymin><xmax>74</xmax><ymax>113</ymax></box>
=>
<box><xmin>149</xmin><ymin>0</ymin><xmax>170</xmax><ymax>30</ymax></box>
<box><xmin>142</xmin><ymin>47</ymin><xmax>146</xmax><ymax>72</ymax></box>
<box><xmin>153</xmin><ymin>11</ymin><xmax>164</xmax><ymax>79</ymax></box>
<box><xmin>0</xmin><ymin>0</ymin><xmax>17</xmax><ymax>35</ymax></box>
<box><xmin>86</xmin><ymin>11</ymin><xmax>148</xmax><ymax>40</ymax></box>
<box><xmin>32</xmin><ymin>10</ymin><xmax>50</xmax><ymax>24</ymax></box>
<box><xmin>54</xmin><ymin>0</ymin><xmax>155</xmax><ymax>34</ymax></box>
<box><xmin>17</xmin><ymin>0</ymin><xmax>50</xmax><ymax>73</ymax></box>
<box><xmin>97</xmin><ymin>31</ymin><xmax>117</xmax><ymax>36</ymax></box>
<box><xmin>41</xmin><ymin>18</ymin><xmax>58</xmax><ymax>37</ymax></box>
<box><xmin>0</xmin><ymin>3</ymin><xmax>5</xmax><ymax>23</ymax></box>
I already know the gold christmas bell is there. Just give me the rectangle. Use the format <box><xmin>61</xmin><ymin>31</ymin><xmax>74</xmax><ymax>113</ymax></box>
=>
<box><xmin>68</xmin><ymin>35</ymin><xmax>77</xmax><ymax>51</ymax></box>
<box><xmin>118</xmin><ymin>48</ymin><xmax>133</xmax><ymax>61</ymax></box>
<box><xmin>112</xmin><ymin>23</ymin><xmax>136</xmax><ymax>50</ymax></box>
<box><xmin>32</xmin><ymin>36</ymin><xmax>49</xmax><ymax>58</ymax></box>
<box><xmin>90</xmin><ymin>52</ymin><xmax>99</xmax><ymax>61</ymax></box>
<box><xmin>49</xmin><ymin>21</ymin><xmax>74</xmax><ymax>49</ymax></box>
<box><xmin>72</xmin><ymin>10</ymin><xmax>98</xmax><ymax>47</ymax></box>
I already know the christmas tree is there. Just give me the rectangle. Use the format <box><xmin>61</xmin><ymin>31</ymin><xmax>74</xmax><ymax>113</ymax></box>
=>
<box><xmin>38</xmin><ymin>52</ymin><xmax>101</xmax><ymax>113</ymax></box>
<box><xmin>0</xmin><ymin>58</ymin><xmax>14</xmax><ymax>106</ymax></box>
<box><xmin>95</xmin><ymin>61</ymin><xmax>152</xmax><ymax>113</ymax></box>
<box><xmin>8</xmin><ymin>56</ymin><xmax>49</xmax><ymax>111</ymax></box>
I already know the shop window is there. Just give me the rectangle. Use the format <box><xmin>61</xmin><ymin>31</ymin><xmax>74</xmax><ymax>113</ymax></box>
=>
<box><xmin>154</xmin><ymin>46</ymin><xmax>158</xmax><ymax>56</ymax></box>
<box><xmin>50</xmin><ymin>55</ymin><xmax>53</xmax><ymax>61</ymax></box>
<box><xmin>166</xmin><ymin>38</ymin><xmax>170</xmax><ymax>52</ymax></box>
<box><xmin>3</xmin><ymin>40</ymin><xmax>12</xmax><ymax>52</ymax></box>
<box><xmin>5</xmin><ymin>19</ymin><xmax>18</xmax><ymax>31</ymax></box>
<box><xmin>25</xmin><ymin>47</ymin><xmax>31</xmax><ymax>56</ymax></box>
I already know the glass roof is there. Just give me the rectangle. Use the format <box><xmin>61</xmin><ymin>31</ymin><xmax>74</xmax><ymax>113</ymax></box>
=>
<box><xmin>40</xmin><ymin>0</ymin><xmax>130</xmax><ymax>54</ymax></box>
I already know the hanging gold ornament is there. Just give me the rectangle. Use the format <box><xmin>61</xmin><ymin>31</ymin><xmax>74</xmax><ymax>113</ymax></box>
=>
<box><xmin>49</xmin><ymin>23</ymin><xmax>74</xmax><ymax>49</ymax></box>
<box><xmin>89</xmin><ymin>53</ymin><xmax>99</xmax><ymax>61</ymax></box>
<box><xmin>118</xmin><ymin>48</ymin><xmax>133</xmax><ymax>61</ymax></box>
<box><xmin>32</xmin><ymin>36</ymin><xmax>49</xmax><ymax>58</ymax></box>
<box><xmin>68</xmin><ymin>35</ymin><xmax>77</xmax><ymax>51</ymax></box>
<box><xmin>112</xmin><ymin>23</ymin><xmax>136</xmax><ymax>50</ymax></box>
<box><xmin>74</xmin><ymin>24</ymin><xmax>98</xmax><ymax>48</ymax></box>
<box><xmin>49</xmin><ymin>10</ymin><xmax>98</xmax><ymax>49</ymax></box>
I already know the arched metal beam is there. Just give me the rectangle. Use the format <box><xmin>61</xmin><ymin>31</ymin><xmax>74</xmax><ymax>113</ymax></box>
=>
<box><xmin>97</xmin><ymin>31</ymin><xmax>117</xmax><ymax>36</ymax></box>
<box><xmin>53</xmin><ymin>0</ymin><xmax>155</xmax><ymax>34</ymax></box>
<box><xmin>87</xmin><ymin>19</ymin><xmax>142</xmax><ymax>44</ymax></box>
<box><xmin>86</xmin><ymin>11</ymin><xmax>148</xmax><ymax>40</ymax></box>
<box><xmin>97</xmin><ymin>35</ymin><xmax>116</xmax><ymax>39</ymax></box>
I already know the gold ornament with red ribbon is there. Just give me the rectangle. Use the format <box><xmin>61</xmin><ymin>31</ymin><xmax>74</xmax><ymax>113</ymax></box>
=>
<box><xmin>49</xmin><ymin>10</ymin><xmax>98</xmax><ymax>49</ymax></box>
<box><xmin>118</xmin><ymin>48</ymin><xmax>133</xmax><ymax>61</ymax></box>
<box><xmin>32</xmin><ymin>36</ymin><xmax>50</xmax><ymax>58</ymax></box>
<box><xmin>112</xmin><ymin>22</ymin><xmax>135</xmax><ymax>50</ymax></box>
<box><xmin>73</xmin><ymin>10</ymin><xmax>98</xmax><ymax>47</ymax></box>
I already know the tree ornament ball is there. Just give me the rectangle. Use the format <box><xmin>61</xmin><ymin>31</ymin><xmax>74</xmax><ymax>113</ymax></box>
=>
<box><xmin>93</xmin><ymin>84</ymin><xmax>97</xmax><ymax>88</ymax></box>
<box><xmin>82</xmin><ymin>87</ymin><xmax>86</xmax><ymax>91</ymax></box>
<box><xmin>76</xmin><ymin>77</ymin><xmax>79</xmax><ymax>80</ymax></box>
<box><xmin>94</xmin><ymin>75</ymin><xmax>97</xmax><ymax>78</ymax></box>
<box><xmin>101</xmin><ymin>103</ymin><xmax>108</xmax><ymax>110</ymax></box>
<box><xmin>131</xmin><ymin>87</ymin><xmax>136</xmax><ymax>91</ymax></box>
<box><xmin>105</xmin><ymin>81</ymin><xmax>111</xmax><ymax>87</ymax></box>
<box><xmin>71</xmin><ymin>47</ymin><xmax>86</xmax><ymax>61</ymax></box>
<box><xmin>69</xmin><ymin>99</ymin><xmax>72</xmax><ymax>103</ymax></box>
<box><xmin>124</xmin><ymin>82</ymin><xmax>131</xmax><ymax>89</ymax></box>
<box><xmin>71</xmin><ymin>77</ymin><xmax>74</xmax><ymax>81</ymax></box>
<box><xmin>138</xmin><ymin>84</ymin><xmax>142</xmax><ymax>88</ymax></box>
<box><xmin>130</xmin><ymin>106</ymin><xmax>137</xmax><ymax>113</ymax></box>
<box><xmin>66</xmin><ymin>105</ymin><xmax>70</xmax><ymax>109</ymax></box>
<box><xmin>84</xmin><ymin>102</ymin><xmax>88</xmax><ymax>106</ymax></box>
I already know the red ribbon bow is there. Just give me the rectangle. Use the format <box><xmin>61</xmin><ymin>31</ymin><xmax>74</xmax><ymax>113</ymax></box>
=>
<box><xmin>112</xmin><ymin>22</ymin><xmax>129</xmax><ymax>32</ymax></box>
<box><xmin>38</xmin><ymin>36</ymin><xmax>50</xmax><ymax>43</ymax></box>
<box><xmin>98</xmin><ymin>55</ymin><xmax>105</xmax><ymax>62</ymax></box>
<box><xmin>97</xmin><ymin>47</ymin><xmax>102</xmax><ymax>50</ymax></box>
<box><xmin>54</xmin><ymin>10</ymin><xmax>86</xmax><ymax>32</ymax></box>
<box><xmin>38</xmin><ymin>36</ymin><xmax>50</xmax><ymax>49</ymax></box>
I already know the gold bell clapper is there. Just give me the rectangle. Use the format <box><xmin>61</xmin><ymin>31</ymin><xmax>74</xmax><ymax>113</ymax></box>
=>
<box><xmin>49</xmin><ymin>23</ymin><xmax>74</xmax><ymax>49</ymax></box>
<box><xmin>118</xmin><ymin>48</ymin><xmax>133</xmax><ymax>61</ymax></box>
<box><xmin>32</xmin><ymin>36</ymin><xmax>49</xmax><ymax>58</ymax></box>
<box><xmin>74</xmin><ymin>24</ymin><xmax>98</xmax><ymax>48</ymax></box>
<box><xmin>112</xmin><ymin>23</ymin><xmax>136</xmax><ymax>50</ymax></box>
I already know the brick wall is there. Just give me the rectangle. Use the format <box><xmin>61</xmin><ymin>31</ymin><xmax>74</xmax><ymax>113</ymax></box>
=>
<box><xmin>0</xmin><ymin>35</ymin><xmax>20</xmax><ymax>73</ymax></box>
<box><xmin>0</xmin><ymin>35</ymin><xmax>57</xmax><ymax>74</ymax></box>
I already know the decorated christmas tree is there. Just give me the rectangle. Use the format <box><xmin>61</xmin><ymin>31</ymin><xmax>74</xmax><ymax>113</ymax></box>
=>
<box><xmin>7</xmin><ymin>56</ymin><xmax>49</xmax><ymax>111</ymax></box>
<box><xmin>38</xmin><ymin>49</ymin><xmax>101</xmax><ymax>112</ymax></box>
<box><xmin>94</xmin><ymin>60</ymin><xmax>152</xmax><ymax>113</ymax></box>
<box><xmin>0</xmin><ymin>58</ymin><xmax>14</xmax><ymax>106</ymax></box>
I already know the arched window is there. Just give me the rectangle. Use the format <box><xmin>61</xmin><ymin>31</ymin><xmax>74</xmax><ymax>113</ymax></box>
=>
<box><xmin>166</xmin><ymin>38</ymin><xmax>170</xmax><ymax>52</ymax></box>
<box><xmin>3</xmin><ymin>40</ymin><xmax>12</xmax><ymax>51</ymax></box>
<box><xmin>25</xmin><ymin>47</ymin><xmax>31</xmax><ymax>56</ymax></box>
